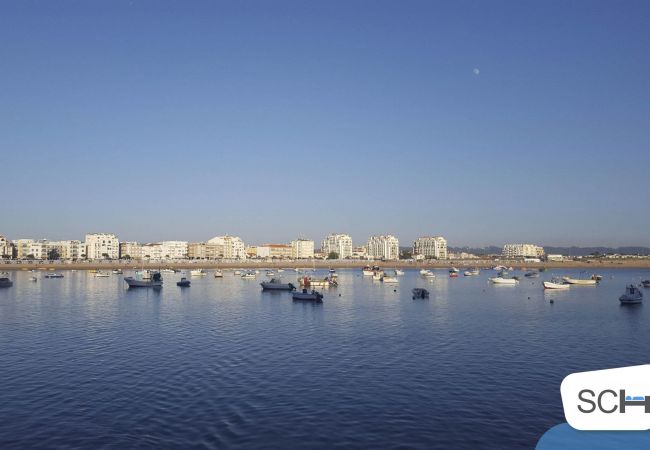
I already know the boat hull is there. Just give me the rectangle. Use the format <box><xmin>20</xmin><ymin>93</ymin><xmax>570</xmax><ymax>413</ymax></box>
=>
<box><xmin>620</xmin><ymin>297</ymin><xmax>642</xmax><ymax>304</ymax></box>
<box><xmin>0</xmin><ymin>278</ymin><xmax>13</xmax><ymax>288</ymax></box>
<box><xmin>124</xmin><ymin>277</ymin><xmax>162</xmax><ymax>288</ymax></box>
<box><xmin>562</xmin><ymin>277</ymin><xmax>597</xmax><ymax>285</ymax></box>
<box><xmin>261</xmin><ymin>283</ymin><xmax>295</xmax><ymax>291</ymax></box>
<box><xmin>489</xmin><ymin>277</ymin><xmax>518</xmax><ymax>285</ymax></box>
<box><xmin>292</xmin><ymin>293</ymin><xmax>323</xmax><ymax>302</ymax></box>
<box><xmin>543</xmin><ymin>282</ymin><xmax>570</xmax><ymax>290</ymax></box>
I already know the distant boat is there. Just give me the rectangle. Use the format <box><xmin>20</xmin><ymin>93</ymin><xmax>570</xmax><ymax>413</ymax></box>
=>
<box><xmin>642</xmin><ymin>280</ymin><xmax>650</xmax><ymax>288</ymax></box>
<box><xmin>562</xmin><ymin>276</ymin><xmax>597</xmax><ymax>286</ymax></box>
<box><xmin>449</xmin><ymin>272</ymin><xmax>458</xmax><ymax>278</ymax></box>
<box><xmin>112</xmin><ymin>269</ymin><xmax>123</xmax><ymax>274</ymax></box>
<box><xmin>0</xmin><ymin>277</ymin><xmax>13</xmax><ymax>288</ymax></box>
<box><xmin>261</xmin><ymin>278</ymin><xmax>296</xmax><ymax>291</ymax></box>
<box><xmin>44</xmin><ymin>273</ymin><xmax>64</xmax><ymax>279</ymax></box>
<box><xmin>214</xmin><ymin>270</ymin><xmax>223</xmax><ymax>278</ymax></box>
<box><xmin>619</xmin><ymin>285</ymin><xmax>643</xmax><ymax>305</ymax></box>
<box><xmin>449</xmin><ymin>267</ymin><xmax>459</xmax><ymax>273</ymax></box>
<box><xmin>524</xmin><ymin>271</ymin><xmax>539</xmax><ymax>278</ymax></box>
<box><xmin>234</xmin><ymin>270</ymin><xmax>242</xmax><ymax>275</ymax></box>
<box><xmin>420</xmin><ymin>269</ymin><xmax>435</xmax><ymax>278</ymax></box>
<box><xmin>591</xmin><ymin>274</ymin><xmax>603</xmax><ymax>281</ymax></box>
<box><xmin>382</xmin><ymin>276</ymin><xmax>399</xmax><ymax>284</ymax></box>
<box><xmin>464</xmin><ymin>269</ymin><xmax>480</xmax><ymax>276</ymax></box>
<box><xmin>299</xmin><ymin>276</ymin><xmax>334</xmax><ymax>288</ymax></box>
<box><xmin>177</xmin><ymin>277</ymin><xmax>191</xmax><ymax>287</ymax></box>
<box><xmin>266</xmin><ymin>270</ymin><xmax>275</xmax><ymax>277</ymax></box>
<box><xmin>395</xmin><ymin>269</ymin><xmax>405</xmax><ymax>276</ymax></box>
<box><xmin>124</xmin><ymin>271</ymin><xmax>162</xmax><ymax>288</ymax></box>
<box><xmin>292</xmin><ymin>289</ymin><xmax>323</xmax><ymax>302</ymax></box>
<box><xmin>241</xmin><ymin>271</ymin><xmax>256</xmax><ymax>279</ymax></box>
<box><xmin>190</xmin><ymin>269</ymin><xmax>206</xmax><ymax>277</ymax></box>
<box><xmin>30</xmin><ymin>276</ymin><xmax>38</xmax><ymax>282</ymax></box>
<box><xmin>372</xmin><ymin>271</ymin><xmax>384</xmax><ymax>281</ymax></box>
<box><xmin>543</xmin><ymin>278</ymin><xmax>570</xmax><ymax>290</ymax></box>
<box><xmin>412</xmin><ymin>288</ymin><xmax>429</xmax><ymax>299</ymax></box>
<box><xmin>95</xmin><ymin>271</ymin><xmax>110</xmax><ymax>278</ymax></box>
<box><xmin>489</xmin><ymin>277</ymin><xmax>518</xmax><ymax>285</ymax></box>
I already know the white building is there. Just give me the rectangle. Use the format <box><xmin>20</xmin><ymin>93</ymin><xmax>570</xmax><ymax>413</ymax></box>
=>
<box><xmin>120</xmin><ymin>242</ymin><xmax>143</xmax><ymax>260</ymax></box>
<box><xmin>13</xmin><ymin>239</ymin><xmax>34</xmax><ymax>259</ymax></box>
<box><xmin>502</xmin><ymin>244</ymin><xmax>545</xmax><ymax>258</ymax></box>
<box><xmin>141</xmin><ymin>243</ymin><xmax>163</xmax><ymax>260</ymax></box>
<box><xmin>291</xmin><ymin>239</ymin><xmax>315</xmax><ymax>259</ymax></box>
<box><xmin>85</xmin><ymin>233</ymin><xmax>120</xmax><ymax>260</ymax></box>
<box><xmin>159</xmin><ymin>241</ymin><xmax>188</xmax><ymax>259</ymax></box>
<box><xmin>48</xmin><ymin>240</ymin><xmax>85</xmax><ymax>260</ymax></box>
<box><xmin>366</xmin><ymin>235</ymin><xmax>400</xmax><ymax>260</ymax></box>
<box><xmin>321</xmin><ymin>233</ymin><xmax>353</xmax><ymax>259</ymax></box>
<box><xmin>413</xmin><ymin>236</ymin><xmax>448</xmax><ymax>259</ymax></box>
<box><xmin>207</xmin><ymin>235</ymin><xmax>246</xmax><ymax>259</ymax></box>
<box><xmin>0</xmin><ymin>235</ymin><xmax>12</xmax><ymax>259</ymax></box>
<box><xmin>547</xmin><ymin>254</ymin><xmax>564</xmax><ymax>262</ymax></box>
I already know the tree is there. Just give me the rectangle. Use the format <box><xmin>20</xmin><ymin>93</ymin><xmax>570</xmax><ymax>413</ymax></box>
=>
<box><xmin>26</xmin><ymin>254</ymin><xmax>35</xmax><ymax>260</ymax></box>
<box><xmin>327</xmin><ymin>251</ymin><xmax>339</xmax><ymax>260</ymax></box>
<box><xmin>47</xmin><ymin>248</ymin><xmax>61</xmax><ymax>260</ymax></box>
<box><xmin>400</xmin><ymin>250</ymin><xmax>413</xmax><ymax>260</ymax></box>
<box><xmin>102</xmin><ymin>253</ymin><xmax>110</xmax><ymax>259</ymax></box>
<box><xmin>122</xmin><ymin>254</ymin><xmax>132</xmax><ymax>260</ymax></box>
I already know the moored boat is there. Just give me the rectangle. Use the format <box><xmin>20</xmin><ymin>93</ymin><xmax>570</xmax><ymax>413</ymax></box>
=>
<box><xmin>382</xmin><ymin>276</ymin><xmax>399</xmax><ymax>284</ymax></box>
<box><xmin>95</xmin><ymin>271</ymin><xmax>110</xmax><ymax>278</ymax></box>
<box><xmin>362</xmin><ymin>266</ymin><xmax>374</xmax><ymax>276</ymax></box>
<box><xmin>420</xmin><ymin>269</ymin><xmax>435</xmax><ymax>278</ymax></box>
<box><xmin>292</xmin><ymin>289</ymin><xmax>323</xmax><ymax>302</ymax></box>
<box><xmin>412</xmin><ymin>288</ymin><xmax>429</xmax><ymax>299</ymax></box>
<box><xmin>543</xmin><ymin>278</ymin><xmax>570</xmax><ymax>290</ymax></box>
<box><xmin>619</xmin><ymin>285</ymin><xmax>643</xmax><ymax>305</ymax></box>
<box><xmin>241</xmin><ymin>271</ymin><xmax>256</xmax><ymax>279</ymax></box>
<box><xmin>395</xmin><ymin>269</ymin><xmax>405</xmax><ymax>276</ymax></box>
<box><xmin>489</xmin><ymin>277</ymin><xmax>518</xmax><ymax>285</ymax></box>
<box><xmin>44</xmin><ymin>273</ymin><xmax>64</xmax><ymax>279</ymax></box>
<box><xmin>112</xmin><ymin>269</ymin><xmax>123</xmax><ymax>274</ymax></box>
<box><xmin>261</xmin><ymin>278</ymin><xmax>296</xmax><ymax>291</ymax></box>
<box><xmin>124</xmin><ymin>271</ymin><xmax>162</xmax><ymax>288</ymax></box>
<box><xmin>642</xmin><ymin>280</ymin><xmax>650</xmax><ymax>288</ymax></box>
<box><xmin>177</xmin><ymin>277</ymin><xmax>190</xmax><ymax>287</ymax></box>
<box><xmin>464</xmin><ymin>269</ymin><xmax>480</xmax><ymax>276</ymax></box>
<box><xmin>190</xmin><ymin>269</ymin><xmax>206</xmax><ymax>277</ymax></box>
<box><xmin>524</xmin><ymin>271</ymin><xmax>539</xmax><ymax>278</ymax></box>
<box><xmin>0</xmin><ymin>277</ymin><xmax>13</xmax><ymax>288</ymax></box>
<box><xmin>562</xmin><ymin>276</ymin><xmax>597</xmax><ymax>286</ymax></box>
<box><xmin>214</xmin><ymin>270</ymin><xmax>223</xmax><ymax>278</ymax></box>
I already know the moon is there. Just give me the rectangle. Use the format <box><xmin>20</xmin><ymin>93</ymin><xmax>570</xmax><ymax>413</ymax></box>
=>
<box><xmin>473</xmin><ymin>68</ymin><xmax>480</xmax><ymax>75</ymax></box>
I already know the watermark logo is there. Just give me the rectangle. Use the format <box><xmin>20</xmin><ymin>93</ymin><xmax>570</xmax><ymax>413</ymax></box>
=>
<box><xmin>561</xmin><ymin>364</ymin><xmax>650</xmax><ymax>430</ymax></box>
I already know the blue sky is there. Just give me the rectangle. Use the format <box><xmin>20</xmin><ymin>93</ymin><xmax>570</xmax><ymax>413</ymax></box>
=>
<box><xmin>1</xmin><ymin>1</ymin><xmax>648</xmax><ymax>247</ymax></box>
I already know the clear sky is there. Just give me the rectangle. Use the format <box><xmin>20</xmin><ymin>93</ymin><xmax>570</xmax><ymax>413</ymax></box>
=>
<box><xmin>1</xmin><ymin>1</ymin><xmax>648</xmax><ymax>247</ymax></box>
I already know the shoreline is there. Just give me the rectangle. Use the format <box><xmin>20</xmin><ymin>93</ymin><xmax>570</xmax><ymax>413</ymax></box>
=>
<box><xmin>2</xmin><ymin>259</ymin><xmax>650</xmax><ymax>271</ymax></box>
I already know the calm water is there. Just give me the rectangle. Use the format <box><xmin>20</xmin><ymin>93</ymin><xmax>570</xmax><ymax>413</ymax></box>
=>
<box><xmin>1</xmin><ymin>268</ymin><xmax>649</xmax><ymax>449</ymax></box>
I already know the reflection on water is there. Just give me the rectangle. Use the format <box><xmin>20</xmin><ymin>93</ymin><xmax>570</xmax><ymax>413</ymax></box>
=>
<box><xmin>0</xmin><ymin>268</ymin><xmax>648</xmax><ymax>449</ymax></box>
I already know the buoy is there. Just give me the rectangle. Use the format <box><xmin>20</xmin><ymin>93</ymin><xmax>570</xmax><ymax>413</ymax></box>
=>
<box><xmin>338</xmin><ymin>294</ymin><xmax>341</xmax><ymax>297</ymax></box>
<box><xmin>393</xmin><ymin>289</ymin><xmax>397</xmax><ymax>292</ymax></box>
<box><xmin>550</xmin><ymin>299</ymin><xmax>554</xmax><ymax>304</ymax></box>
<box><xmin>527</xmin><ymin>297</ymin><xmax>531</xmax><ymax>299</ymax></box>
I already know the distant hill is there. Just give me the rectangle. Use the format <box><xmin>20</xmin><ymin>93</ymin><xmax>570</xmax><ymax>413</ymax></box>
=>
<box><xmin>447</xmin><ymin>246</ymin><xmax>650</xmax><ymax>257</ymax></box>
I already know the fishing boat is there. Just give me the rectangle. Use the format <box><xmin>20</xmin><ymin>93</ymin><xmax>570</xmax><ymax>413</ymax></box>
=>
<box><xmin>449</xmin><ymin>267</ymin><xmax>460</xmax><ymax>274</ymax></box>
<box><xmin>241</xmin><ymin>271</ymin><xmax>256</xmax><ymax>279</ymax></box>
<box><xmin>95</xmin><ymin>271</ymin><xmax>110</xmax><ymax>278</ymax></box>
<box><xmin>543</xmin><ymin>278</ymin><xmax>570</xmax><ymax>290</ymax></box>
<box><xmin>420</xmin><ymin>269</ymin><xmax>435</xmax><ymax>278</ymax></box>
<box><xmin>524</xmin><ymin>271</ymin><xmax>539</xmax><ymax>278</ymax></box>
<box><xmin>261</xmin><ymin>278</ymin><xmax>296</xmax><ymax>291</ymax></box>
<box><xmin>213</xmin><ymin>270</ymin><xmax>223</xmax><ymax>278</ymax></box>
<box><xmin>136</xmin><ymin>270</ymin><xmax>152</xmax><ymax>280</ymax></box>
<box><xmin>124</xmin><ymin>271</ymin><xmax>162</xmax><ymax>288</ymax></box>
<box><xmin>382</xmin><ymin>276</ymin><xmax>399</xmax><ymax>284</ymax></box>
<box><xmin>177</xmin><ymin>277</ymin><xmax>191</xmax><ymax>287</ymax></box>
<box><xmin>112</xmin><ymin>269</ymin><xmax>123</xmax><ymax>274</ymax></box>
<box><xmin>619</xmin><ymin>285</ymin><xmax>643</xmax><ymax>305</ymax></box>
<box><xmin>292</xmin><ymin>289</ymin><xmax>323</xmax><ymax>302</ymax></box>
<box><xmin>299</xmin><ymin>276</ymin><xmax>335</xmax><ymax>288</ymax></box>
<box><xmin>449</xmin><ymin>272</ymin><xmax>458</xmax><ymax>278</ymax></box>
<box><xmin>562</xmin><ymin>276</ymin><xmax>597</xmax><ymax>286</ymax></box>
<box><xmin>489</xmin><ymin>277</ymin><xmax>518</xmax><ymax>285</ymax></box>
<box><xmin>591</xmin><ymin>274</ymin><xmax>603</xmax><ymax>281</ymax></box>
<box><xmin>464</xmin><ymin>269</ymin><xmax>480</xmax><ymax>276</ymax></box>
<box><xmin>395</xmin><ymin>269</ymin><xmax>405</xmax><ymax>276</ymax></box>
<box><xmin>44</xmin><ymin>273</ymin><xmax>64</xmax><ymax>279</ymax></box>
<box><xmin>372</xmin><ymin>271</ymin><xmax>384</xmax><ymax>281</ymax></box>
<box><xmin>642</xmin><ymin>280</ymin><xmax>650</xmax><ymax>288</ymax></box>
<box><xmin>362</xmin><ymin>266</ymin><xmax>374</xmax><ymax>276</ymax></box>
<box><xmin>190</xmin><ymin>269</ymin><xmax>206</xmax><ymax>277</ymax></box>
<box><xmin>412</xmin><ymin>288</ymin><xmax>429</xmax><ymax>299</ymax></box>
<box><xmin>0</xmin><ymin>277</ymin><xmax>13</xmax><ymax>288</ymax></box>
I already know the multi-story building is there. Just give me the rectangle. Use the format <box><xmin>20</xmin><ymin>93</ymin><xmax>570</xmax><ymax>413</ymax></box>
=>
<box><xmin>159</xmin><ymin>241</ymin><xmax>188</xmax><ymax>259</ymax></box>
<box><xmin>48</xmin><ymin>240</ymin><xmax>86</xmax><ymax>260</ymax></box>
<box><xmin>261</xmin><ymin>244</ymin><xmax>292</xmax><ymax>259</ymax></box>
<box><xmin>291</xmin><ymin>239</ymin><xmax>314</xmax><ymax>259</ymax></box>
<box><xmin>366</xmin><ymin>235</ymin><xmax>400</xmax><ymax>260</ymax></box>
<box><xmin>413</xmin><ymin>236</ymin><xmax>448</xmax><ymax>259</ymax></box>
<box><xmin>321</xmin><ymin>233</ymin><xmax>353</xmax><ymax>259</ymax></box>
<box><xmin>120</xmin><ymin>242</ymin><xmax>143</xmax><ymax>260</ymax></box>
<box><xmin>207</xmin><ymin>235</ymin><xmax>246</xmax><ymax>259</ymax></box>
<box><xmin>188</xmin><ymin>242</ymin><xmax>207</xmax><ymax>260</ymax></box>
<box><xmin>0</xmin><ymin>235</ymin><xmax>12</xmax><ymax>259</ymax></box>
<box><xmin>28</xmin><ymin>240</ymin><xmax>49</xmax><ymax>260</ymax></box>
<box><xmin>13</xmin><ymin>239</ymin><xmax>34</xmax><ymax>259</ymax></box>
<box><xmin>502</xmin><ymin>244</ymin><xmax>545</xmax><ymax>258</ymax></box>
<box><xmin>85</xmin><ymin>233</ymin><xmax>119</xmax><ymax>260</ymax></box>
<box><xmin>352</xmin><ymin>246</ymin><xmax>368</xmax><ymax>259</ymax></box>
<box><xmin>141</xmin><ymin>243</ymin><xmax>163</xmax><ymax>260</ymax></box>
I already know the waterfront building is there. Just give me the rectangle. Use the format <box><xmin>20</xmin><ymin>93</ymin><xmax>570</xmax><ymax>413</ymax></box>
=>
<box><xmin>141</xmin><ymin>243</ymin><xmax>163</xmax><ymax>260</ymax></box>
<box><xmin>546</xmin><ymin>254</ymin><xmax>564</xmax><ymax>262</ymax></box>
<box><xmin>85</xmin><ymin>233</ymin><xmax>120</xmax><ymax>260</ymax></box>
<box><xmin>0</xmin><ymin>235</ymin><xmax>12</xmax><ymax>259</ymax></box>
<box><xmin>291</xmin><ymin>239</ymin><xmax>314</xmax><ymax>259</ymax></box>
<box><xmin>502</xmin><ymin>244</ymin><xmax>545</xmax><ymax>258</ymax></box>
<box><xmin>188</xmin><ymin>242</ymin><xmax>207</xmax><ymax>260</ymax></box>
<box><xmin>245</xmin><ymin>246</ymin><xmax>258</xmax><ymax>258</ymax></box>
<box><xmin>413</xmin><ymin>236</ymin><xmax>448</xmax><ymax>260</ymax></box>
<box><xmin>261</xmin><ymin>244</ymin><xmax>292</xmax><ymax>259</ymax></box>
<box><xmin>120</xmin><ymin>242</ymin><xmax>143</xmax><ymax>260</ymax></box>
<box><xmin>207</xmin><ymin>235</ymin><xmax>246</xmax><ymax>259</ymax></box>
<box><xmin>366</xmin><ymin>235</ymin><xmax>400</xmax><ymax>260</ymax></box>
<box><xmin>48</xmin><ymin>240</ymin><xmax>85</xmax><ymax>260</ymax></box>
<box><xmin>13</xmin><ymin>239</ymin><xmax>34</xmax><ymax>259</ymax></box>
<box><xmin>321</xmin><ymin>233</ymin><xmax>353</xmax><ymax>259</ymax></box>
<box><xmin>159</xmin><ymin>241</ymin><xmax>188</xmax><ymax>259</ymax></box>
<box><xmin>352</xmin><ymin>246</ymin><xmax>368</xmax><ymax>259</ymax></box>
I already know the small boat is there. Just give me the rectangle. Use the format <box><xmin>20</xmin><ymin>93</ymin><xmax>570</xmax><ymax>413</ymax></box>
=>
<box><xmin>124</xmin><ymin>272</ymin><xmax>162</xmax><ymax>288</ymax></box>
<box><xmin>44</xmin><ymin>273</ymin><xmax>64</xmax><ymax>279</ymax></box>
<box><xmin>395</xmin><ymin>269</ymin><xmax>405</xmax><ymax>276</ymax></box>
<box><xmin>299</xmin><ymin>276</ymin><xmax>334</xmax><ymax>287</ymax></box>
<box><xmin>464</xmin><ymin>269</ymin><xmax>480</xmax><ymax>276</ymax></box>
<box><xmin>112</xmin><ymin>269</ymin><xmax>123</xmax><ymax>274</ymax></box>
<box><xmin>382</xmin><ymin>276</ymin><xmax>399</xmax><ymax>284</ymax></box>
<box><xmin>277</xmin><ymin>269</ymin><xmax>285</xmax><ymax>273</ymax></box>
<box><xmin>493</xmin><ymin>265</ymin><xmax>508</xmax><ymax>271</ymax></box>
<box><xmin>234</xmin><ymin>270</ymin><xmax>242</xmax><ymax>276</ymax></box>
<box><xmin>449</xmin><ymin>267</ymin><xmax>459</xmax><ymax>273</ymax></box>
<box><xmin>161</xmin><ymin>268</ymin><xmax>176</xmax><ymax>273</ymax></box>
<box><xmin>372</xmin><ymin>271</ymin><xmax>384</xmax><ymax>281</ymax></box>
<box><xmin>213</xmin><ymin>270</ymin><xmax>223</xmax><ymax>278</ymax></box>
<box><xmin>241</xmin><ymin>271</ymin><xmax>256</xmax><ymax>279</ymax></box>
<box><xmin>642</xmin><ymin>280</ymin><xmax>650</xmax><ymax>288</ymax></box>
<box><xmin>591</xmin><ymin>274</ymin><xmax>603</xmax><ymax>281</ymax></box>
<box><xmin>489</xmin><ymin>277</ymin><xmax>518</xmax><ymax>285</ymax></box>
<box><xmin>190</xmin><ymin>269</ymin><xmax>206</xmax><ymax>277</ymax></box>
<box><xmin>261</xmin><ymin>278</ymin><xmax>296</xmax><ymax>291</ymax></box>
<box><xmin>0</xmin><ymin>277</ymin><xmax>13</xmax><ymax>288</ymax></box>
<box><xmin>177</xmin><ymin>277</ymin><xmax>191</xmax><ymax>287</ymax></box>
<box><xmin>362</xmin><ymin>266</ymin><xmax>374</xmax><ymax>276</ymax></box>
<box><xmin>95</xmin><ymin>271</ymin><xmax>110</xmax><ymax>278</ymax></box>
<box><xmin>543</xmin><ymin>278</ymin><xmax>570</xmax><ymax>290</ymax></box>
<box><xmin>524</xmin><ymin>271</ymin><xmax>539</xmax><ymax>278</ymax></box>
<box><xmin>562</xmin><ymin>276</ymin><xmax>597</xmax><ymax>286</ymax></box>
<box><xmin>449</xmin><ymin>272</ymin><xmax>458</xmax><ymax>278</ymax></box>
<box><xmin>412</xmin><ymin>288</ymin><xmax>429</xmax><ymax>299</ymax></box>
<box><xmin>266</xmin><ymin>270</ymin><xmax>275</xmax><ymax>277</ymax></box>
<box><xmin>619</xmin><ymin>285</ymin><xmax>643</xmax><ymax>305</ymax></box>
<box><xmin>30</xmin><ymin>276</ymin><xmax>38</xmax><ymax>282</ymax></box>
<box><xmin>292</xmin><ymin>289</ymin><xmax>323</xmax><ymax>302</ymax></box>
<box><xmin>420</xmin><ymin>269</ymin><xmax>435</xmax><ymax>278</ymax></box>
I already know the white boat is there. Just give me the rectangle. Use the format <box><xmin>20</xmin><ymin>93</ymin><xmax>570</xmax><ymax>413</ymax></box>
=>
<box><xmin>266</xmin><ymin>271</ymin><xmax>275</xmax><ymax>277</ymax></box>
<box><xmin>136</xmin><ymin>270</ymin><xmax>152</xmax><ymax>280</ymax></box>
<box><xmin>562</xmin><ymin>277</ymin><xmax>597</xmax><ymax>286</ymax></box>
<box><xmin>395</xmin><ymin>269</ymin><xmax>405</xmax><ymax>276</ymax></box>
<box><xmin>543</xmin><ymin>278</ymin><xmax>570</xmax><ymax>290</ymax></box>
<box><xmin>450</xmin><ymin>267</ymin><xmax>460</xmax><ymax>273</ymax></box>
<box><xmin>112</xmin><ymin>269</ymin><xmax>123</xmax><ymax>274</ymax></box>
<box><xmin>619</xmin><ymin>285</ymin><xmax>643</xmax><ymax>304</ymax></box>
<box><xmin>362</xmin><ymin>266</ymin><xmax>374</xmax><ymax>276</ymax></box>
<box><xmin>298</xmin><ymin>276</ymin><xmax>332</xmax><ymax>287</ymax></box>
<box><xmin>44</xmin><ymin>273</ymin><xmax>64</xmax><ymax>279</ymax></box>
<box><xmin>190</xmin><ymin>269</ymin><xmax>206</xmax><ymax>277</ymax></box>
<box><xmin>489</xmin><ymin>277</ymin><xmax>518</xmax><ymax>285</ymax></box>
<box><xmin>241</xmin><ymin>271</ymin><xmax>256</xmax><ymax>279</ymax></box>
<box><xmin>642</xmin><ymin>280</ymin><xmax>650</xmax><ymax>288</ymax></box>
<box><xmin>234</xmin><ymin>270</ymin><xmax>242</xmax><ymax>276</ymax></box>
<box><xmin>420</xmin><ymin>269</ymin><xmax>435</xmax><ymax>278</ymax></box>
<box><xmin>464</xmin><ymin>269</ymin><xmax>480</xmax><ymax>276</ymax></box>
<box><xmin>213</xmin><ymin>270</ymin><xmax>223</xmax><ymax>278</ymax></box>
<box><xmin>382</xmin><ymin>276</ymin><xmax>399</xmax><ymax>284</ymax></box>
<box><xmin>277</xmin><ymin>269</ymin><xmax>285</xmax><ymax>273</ymax></box>
<box><xmin>30</xmin><ymin>276</ymin><xmax>38</xmax><ymax>282</ymax></box>
<box><xmin>292</xmin><ymin>289</ymin><xmax>323</xmax><ymax>302</ymax></box>
<box><xmin>124</xmin><ymin>271</ymin><xmax>162</xmax><ymax>288</ymax></box>
<box><xmin>95</xmin><ymin>271</ymin><xmax>110</xmax><ymax>278</ymax></box>
<box><xmin>372</xmin><ymin>271</ymin><xmax>384</xmax><ymax>281</ymax></box>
